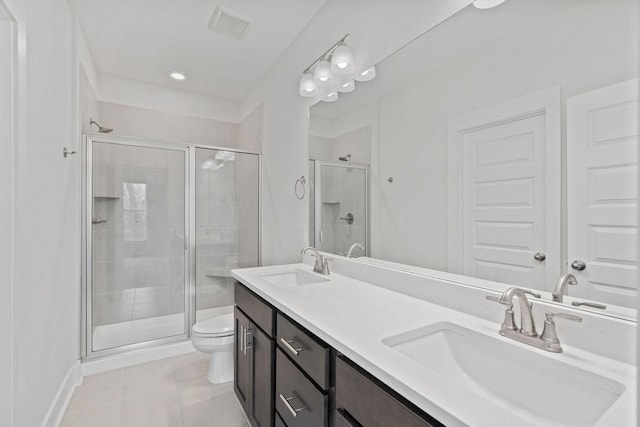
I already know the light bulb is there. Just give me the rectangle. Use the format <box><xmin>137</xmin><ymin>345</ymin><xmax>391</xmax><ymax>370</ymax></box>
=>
<box><xmin>314</xmin><ymin>60</ymin><xmax>333</xmax><ymax>86</ymax></box>
<box><xmin>299</xmin><ymin>73</ymin><xmax>318</xmax><ymax>97</ymax></box>
<box><xmin>355</xmin><ymin>66</ymin><xmax>376</xmax><ymax>82</ymax></box>
<box><xmin>323</xmin><ymin>92</ymin><xmax>338</xmax><ymax>103</ymax></box>
<box><xmin>331</xmin><ymin>43</ymin><xmax>354</xmax><ymax>75</ymax></box>
<box><xmin>170</xmin><ymin>72</ymin><xmax>186</xmax><ymax>81</ymax></box>
<box><xmin>338</xmin><ymin>80</ymin><xmax>355</xmax><ymax>93</ymax></box>
<box><xmin>473</xmin><ymin>0</ymin><xmax>507</xmax><ymax>9</ymax></box>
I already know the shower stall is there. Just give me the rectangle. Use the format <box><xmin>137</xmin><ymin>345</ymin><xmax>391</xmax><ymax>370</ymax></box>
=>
<box><xmin>308</xmin><ymin>160</ymin><xmax>368</xmax><ymax>256</ymax></box>
<box><xmin>82</xmin><ymin>136</ymin><xmax>260</xmax><ymax>358</ymax></box>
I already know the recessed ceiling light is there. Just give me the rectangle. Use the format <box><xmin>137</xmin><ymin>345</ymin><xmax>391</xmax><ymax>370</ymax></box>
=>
<box><xmin>170</xmin><ymin>72</ymin><xmax>186</xmax><ymax>81</ymax></box>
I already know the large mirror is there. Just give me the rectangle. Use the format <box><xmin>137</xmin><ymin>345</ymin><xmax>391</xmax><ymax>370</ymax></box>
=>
<box><xmin>308</xmin><ymin>0</ymin><xmax>638</xmax><ymax>320</ymax></box>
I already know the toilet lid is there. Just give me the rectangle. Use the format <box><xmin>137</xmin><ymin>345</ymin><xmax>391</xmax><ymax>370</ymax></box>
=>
<box><xmin>192</xmin><ymin>313</ymin><xmax>234</xmax><ymax>337</ymax></box>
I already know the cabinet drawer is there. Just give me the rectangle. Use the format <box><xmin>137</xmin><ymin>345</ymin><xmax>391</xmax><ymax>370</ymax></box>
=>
<box><xmin>335</xmin><ymin>356</ymin><xmax>441</xmax><ymax>427</ymax></box>
<box><xmin>276</xmin><ymin>349</ymin><xmax>328</xmax><ymax>427</ymax></box>
<box><xmin>235</xmin><ymin>282</ymin><xmax>274</xmax><ymax>337</ymax></box>
<box><xmin>275</xmin><ymin>412</ymin><xmax>287</xmax><ymax>427</ymax></box>
<box><xmin>277</xmin><ymin>313</ymin><xmax>330</xmax><ymax>389</ymax></box>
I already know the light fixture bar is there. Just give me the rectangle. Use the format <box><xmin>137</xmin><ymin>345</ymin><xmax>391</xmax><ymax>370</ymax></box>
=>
<box><xmin>302</xmin><ymin>34</ymin><xmax>350</xmax><ymax>75</ymax></box>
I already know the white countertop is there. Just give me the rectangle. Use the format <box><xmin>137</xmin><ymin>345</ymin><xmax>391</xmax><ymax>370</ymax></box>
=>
<box><xmin>231</xmin><ymin>263</ymin><xmax>637</xmax><ymax>427</ymax></box>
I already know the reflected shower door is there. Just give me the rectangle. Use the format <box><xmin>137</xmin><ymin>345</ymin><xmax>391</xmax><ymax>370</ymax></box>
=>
<box><xmin>90</xmin><ymin>141</ymin><xmax>188</xmax><ymax>352</ymax></box>
<box><xmin>195</xmin><ymin>148</ymin><xmax>260</xmax><ymax>323</ymax></box>
<box><xmin>317</xmin><ymin>163</ymin><xmax>368</xmax><ymax>256</ymax></box>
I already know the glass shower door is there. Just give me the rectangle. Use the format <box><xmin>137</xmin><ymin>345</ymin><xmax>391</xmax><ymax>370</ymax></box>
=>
<box><xmin>89</xmin><ymin>141</ymin><xmax>188</xmax><ymax>352</ymax></box>
<box><xmin>194</xmin><ymin>148</ymin><xmax>260</xmax><ymax>323</ymax></box>
<box><xmin>316</xmin><ymin>162</ymin><xmax>368</xmax><ymax>256</ymax></box>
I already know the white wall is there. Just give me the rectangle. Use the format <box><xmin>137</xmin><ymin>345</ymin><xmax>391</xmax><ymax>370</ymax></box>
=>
<box><xmin>241</xmin><ymin>0</ymin><xmax>470</xmax><ymax>265</ymax></box>
<box><xmin>98</xmin><ymin>73</ymin><xmax>242</xmax><ymax>123</ymax></box>
<box><xmin>0</xmin><ymin>4</ymin><xmax>17</xmax><ymax>426</ymax></box>
<box><xmin>1</xmin><ymin>0</ymin><xmax>87</xmax><ymax>424</ymax></box>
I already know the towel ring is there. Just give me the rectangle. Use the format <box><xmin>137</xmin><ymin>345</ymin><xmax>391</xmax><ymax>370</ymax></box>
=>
<box><xmin>295</xmin><ymin>176</ymin><xmax>306</xmax><ymax>200</ymax></box>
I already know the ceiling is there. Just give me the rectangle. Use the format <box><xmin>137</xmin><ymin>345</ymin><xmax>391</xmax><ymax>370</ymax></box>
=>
<box><xmin>73</xmin><ymin>0</ymin><xmax>327</xmax><ymax>101</ymax></box>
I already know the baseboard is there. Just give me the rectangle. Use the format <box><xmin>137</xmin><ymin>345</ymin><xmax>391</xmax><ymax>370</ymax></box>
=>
<box><xmin>41</xmin><ymin>360</ymin><xmax>82</xmax><ymax>427</ymax></box>
<box><xmin>81</xmin><ymin>340</ymin><xmax>196</xmax><ymax>377</ymax></box>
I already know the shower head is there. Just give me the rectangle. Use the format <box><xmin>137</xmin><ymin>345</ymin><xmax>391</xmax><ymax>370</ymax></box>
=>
<box><xmin>338</xmin><ymin>154</ymin><xmax>351</xmax><ymax>162</ymax></box>
<box><xmin>89</xmin><ymin>118</ymin><xmax>113</xmax><ymax>133</ymax></box>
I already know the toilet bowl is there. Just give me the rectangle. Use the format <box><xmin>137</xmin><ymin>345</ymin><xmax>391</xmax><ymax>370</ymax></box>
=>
<box><xmin>191</xmin><ymin>313</ymin><xmax>235</xmax><ymax>384</ymax></box>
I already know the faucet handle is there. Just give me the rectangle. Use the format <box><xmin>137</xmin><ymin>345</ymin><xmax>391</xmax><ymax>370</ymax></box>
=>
<box><xmin>540</xmin><ymin>311</ymin><xmax>582</xmax><ymax>350</ymax></box>
<box><xmin>321</xmin><ymin>257</ymin><xmax>333</xmax><ymax>275</ymax></box>
<box><xmin>486</xmin><ymin>295</ymin><xmax>518</xmax><ymax>331</ymax></box>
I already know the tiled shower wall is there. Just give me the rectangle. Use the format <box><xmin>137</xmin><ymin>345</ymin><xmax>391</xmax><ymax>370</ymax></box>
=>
<box><xmin>92</xmin><ymin>143</ymin><xmax>186</xmax><ymax>326</ymax></box>
<box><xmin>89</xmin><ymin>102</ymin><xmax>263</xmax><ymax>328</ymax></box>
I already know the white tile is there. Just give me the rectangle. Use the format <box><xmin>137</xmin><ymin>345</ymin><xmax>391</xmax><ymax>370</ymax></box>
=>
<box><xmin>120</xmin><ymin>409</ymin><xmax>184</xmax><ymax>427</ymax></box>
<box><xmin>173</xmin><ymin>353</ymin><xmax>209</xmax><ymax>382</ymax></box>
<box><xmin>176</xmin><ymin>376</ymin><xmax>233</xmax><ymax>408</ymax></box>
<box><xmin>181</xmin><ymin>394</ymin><xmax>246</xmax><ymax>427</ymax></box>
<box><xmin>119</xmin><ymin>386</ymin><xmax>181</xmax><ymax>425</ymax></box>
<box><xmin>60</xmin><ymin>398</ymin><xmax>122</xmax><ymax>427</ymax></box>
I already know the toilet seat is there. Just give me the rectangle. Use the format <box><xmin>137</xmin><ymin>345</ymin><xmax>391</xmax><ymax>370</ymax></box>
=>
<box><xmin>192</xmin><ymin>313</ymin><xmax>234</xmax><ymax>338</ymax></box>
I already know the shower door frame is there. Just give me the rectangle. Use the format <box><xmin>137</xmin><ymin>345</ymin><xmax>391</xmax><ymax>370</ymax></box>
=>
<box><xmin>311</xmin><ymin>160</ymin><xmax>369</xmax><ymax>256</ymax></box>
<box><xmin>82</xmin><ymin>135</ymin><xmax>262</xmax><ymax>360</ymax></box>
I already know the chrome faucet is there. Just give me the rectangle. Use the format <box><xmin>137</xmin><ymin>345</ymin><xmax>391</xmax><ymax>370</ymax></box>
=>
<box><xmin>346</xmin><ymin>243</ymin><xmax>364</xmax><ymax>258</ymax></box>
<box><xmin>487</xmin><ymin>286</ymin><xmax>581</xmax><ymax>353</ymax></box>
<box><xmin>301</xmin><ymin>246</ymin><xmax>332</xmax><ymax>275</ymax></box>
<box><xmin>552</xmin><ymin>273</ymin><xmax>578</xmax><ymax>302</ymax></box>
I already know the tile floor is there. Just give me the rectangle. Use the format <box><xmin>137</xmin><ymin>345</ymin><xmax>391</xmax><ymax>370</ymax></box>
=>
<box><xmin>61</xmin><ymin>352</ymin><xmax>248</xmax><ymax>427</ymax></box>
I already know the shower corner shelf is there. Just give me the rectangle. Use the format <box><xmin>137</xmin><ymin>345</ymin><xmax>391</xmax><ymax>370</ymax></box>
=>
<box><xmin>94</xmin><ymin>195</ymin><xmax>120</xmax><ymax>199</ymax></box>
<box><xmin>322</xmin><ymin>201</ymin><xmax>341</xmax><ymax>204</ymax></box>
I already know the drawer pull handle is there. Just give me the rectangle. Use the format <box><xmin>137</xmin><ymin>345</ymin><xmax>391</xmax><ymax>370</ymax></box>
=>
<box><xmin>244</xmin><ymin>328</ymin><xmax>253</xmax><ymax>355</ymax></box>
<box><xmin>279</xmin><ymin>393</ymin><xmax>306</xmax><ymax>417</ymax></box>
<box><xmin>280</xmin><ymin>338</ymin><xmax>305</xmax><ymax>356</ymax></box>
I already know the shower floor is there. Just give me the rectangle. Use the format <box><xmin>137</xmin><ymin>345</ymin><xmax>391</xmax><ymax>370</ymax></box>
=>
<box><xmin>92</xmin><ymin>305</ymin><xmax>234</xmax><ymax>351</ymax></box>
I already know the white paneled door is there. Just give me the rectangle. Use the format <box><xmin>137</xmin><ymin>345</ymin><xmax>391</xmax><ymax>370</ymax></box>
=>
<box><xmin>461</xmin><ymin>114</ymin><xmax>548</xmax><ymax>288</ymax></box>
<box><xmin>448</xmin><ymin>88</ymin><xmax>561</xmax><ymax>291</ymax></box>
<box><xmin>567</xmin><ymin>79</ymin><xmax>638</xmax><ymax>308</ymax></box>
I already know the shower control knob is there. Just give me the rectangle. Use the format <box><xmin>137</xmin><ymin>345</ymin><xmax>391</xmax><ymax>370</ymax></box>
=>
<box><xmin>571</xmin><ymin>260</ymin><xmax>586</xmax><ymax>271</ymax></box>
<box><xmin>534</xmin><ymin>252</ymin><xmax>546</xmax><ymax>262</ymax></box>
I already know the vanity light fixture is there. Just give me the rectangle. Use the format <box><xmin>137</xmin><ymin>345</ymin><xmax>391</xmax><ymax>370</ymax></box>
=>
<box><xmin>473</xmin><ymin>0</ymin><xmax>507</xmax><ymax>9</ymax></box>
<box><xmin>314</xmin><ymin>59</ymin><xmax>334</xmax><ymax>86</ymax></box>
<box><xmin>170</xmin><ymin>72</ymin><xmax>186</xmax><ymax>81</ymax></box>
<box><xmin>323</xmin><ymin>92</ymin><xmax>338</xmax><ymax>102</ymax></box>
<box><xmin>299</xmin><ymin>73</ymin><xmax>319</xmax><ymax>97</ymax></box>
<box><xmin>355</xmin><ymin>66</ymin><xmax>376</xmax><ymax>82</ymax></box>
<box><xmin>330</xmin><ymin>43</ymin><xmax>354</xmax><ymax>74</ymax></box>
<box><xmin>338</xmin><ymin>80</ymin><xmax>355</xmax><ymax>93</ymax></box>
<box><xmin>299</xmin><ymin>34</ymin><xmax>350</xmax><ymax>98</ymax></box>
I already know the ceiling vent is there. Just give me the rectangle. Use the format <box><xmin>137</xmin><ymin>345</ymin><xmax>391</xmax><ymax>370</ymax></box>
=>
<box><xmin>208</xmin><ymin>6</ymin><xmax>253</xmax><ymax>40</ymax></box>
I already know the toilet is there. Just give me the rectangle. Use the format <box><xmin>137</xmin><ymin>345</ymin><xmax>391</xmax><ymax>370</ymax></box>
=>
<box><xmin>191</xmin><ymin>313</ymin><xmax>235</xmax><ymax>384</ymax></box>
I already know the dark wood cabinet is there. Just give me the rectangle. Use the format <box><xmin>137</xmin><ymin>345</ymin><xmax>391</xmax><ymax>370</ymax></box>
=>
<box><xmin>334</xmin><ymin>355</ymin><xmax>443</xmax><ymax>427</ymax></box>
<box><xmin>234</xmin><ymin>286</ymin><xmax>275</xmax><ymax>427</ymax></box>
<box><xmin>235</xmin><ymin>281</ymin><xmax>444</xmax><ymax>427</ymax></box>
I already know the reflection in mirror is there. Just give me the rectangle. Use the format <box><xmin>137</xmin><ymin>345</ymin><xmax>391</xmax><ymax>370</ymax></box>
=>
<box><xmin>308</xmin><ymin>0</ymin><xmax>638</xmax><ymax>320</ymax></box>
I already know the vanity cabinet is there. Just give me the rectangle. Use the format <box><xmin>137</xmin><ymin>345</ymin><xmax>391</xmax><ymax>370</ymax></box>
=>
<box><xmin>335</xmin><ymin>356</ymin><xmax>443</xmax><ymax>427</ymax></box>
<box><xmin>235</xmin><ymin>281</ymin><xmax>442</xmax><ymax>427</ymax></box>
<box><xmin>234</xmin><ymin>284</ymin><xmax>275</xmax><ymax>427</ymax></box>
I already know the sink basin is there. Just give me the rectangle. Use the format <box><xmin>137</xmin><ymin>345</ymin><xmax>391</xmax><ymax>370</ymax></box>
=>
<box><xmin>259</xmin><ymin>269</ymin><xmax>330</xmax><ymax>287</ymax></box>
<box><xmin>382</xmin><ymin>322</ymin><xmax>625</xmax><ymax>427</ymax></box>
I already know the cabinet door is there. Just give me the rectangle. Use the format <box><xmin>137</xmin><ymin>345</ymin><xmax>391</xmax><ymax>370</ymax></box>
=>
<box><xmin>250</xmin><ymin>324</ymin><xmax>274</xmax><ymax>427</ymax></box>
<box><xmin>234</xmin><ymin>307</ymin><xmax>252</xmax><ymax>413</ymax></box>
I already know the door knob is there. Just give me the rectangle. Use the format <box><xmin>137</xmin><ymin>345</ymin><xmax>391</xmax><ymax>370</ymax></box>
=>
<box><xmin>571</xmin><ymin>260</ymin><xmax>586</xmax><ymax>271</ymax></box>
<box><xmin>534</xmin><ymin>252</ymin><xmax>546</xmax><ymax>262</ymax></box>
